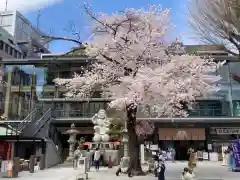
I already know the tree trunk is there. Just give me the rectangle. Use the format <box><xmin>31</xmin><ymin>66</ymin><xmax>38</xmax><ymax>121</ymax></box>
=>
<box><xmin>126</xmin><ymin>105</ymin><xmax>144</xmax><ymax>176</ymax></box>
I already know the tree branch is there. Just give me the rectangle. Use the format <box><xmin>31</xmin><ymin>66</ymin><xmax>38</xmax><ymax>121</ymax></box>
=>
<box><xmin>42</xmin><ymin>35</ymin><xmax>82</xmax><ymax>45</ymax></box>
<box><xmin>188</xmin><ymin>0</ymin><xmax>240</xmax><ymax>56</ymax></box>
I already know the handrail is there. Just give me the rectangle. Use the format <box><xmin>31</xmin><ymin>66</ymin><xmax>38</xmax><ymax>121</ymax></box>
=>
<box><xmin>36</xmin><ymin>108</ymin><xmax>51</xmax><ymax>124</ymax></box>
<box><xmin>32</xmin><ymin>108</ymin><xmax>52</xmax><ymax>136</ymax></box>
<box><xmin>18</xmin><ymin>108</ymin><xmax>38</xmax><ymax>132</ymax></box>
<box><xmin>47</xmin><ymin>139</ymin><xmax>62</xmax><ymax>164</ymax></box>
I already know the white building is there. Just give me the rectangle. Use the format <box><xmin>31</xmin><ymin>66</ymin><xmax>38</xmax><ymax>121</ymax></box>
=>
<box><xmin>0</xmin><ymin>26</ymin><xmax>23</xmax><ymax>58</ymax></box>
<box><xmin>0</xmin><ymin>10</ymin><xmax>50</xmax><ymax>57</ymax></box>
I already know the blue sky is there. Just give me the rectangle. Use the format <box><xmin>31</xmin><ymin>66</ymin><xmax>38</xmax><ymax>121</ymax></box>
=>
<box><xmin>22</xmin><ymin>0</ymin><xmax>197</xmax><ymax>53</ymax></box>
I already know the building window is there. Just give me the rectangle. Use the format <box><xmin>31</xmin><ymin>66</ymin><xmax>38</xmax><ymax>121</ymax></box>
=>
<box><xmin>17</xmin><ymin>52</ymin><xmax>20</xmax><ymax>59</ymax></box>
<box><xmin>14</xmin><ymin>50</ymin><xmax>17</xmax><ymax>58</ymax></box>
<box><xmin>9</xmin><ymin>47</ymin><xmax>13</xmax><ymax>55</ymax></box>
<box><xmin>5</xmin><ymin>44</ymin><xmax>9</xmax><ymax>53</ymax></box>
<box><xmin>0</xmin><ymin>41</ymin><xmax>3</xmax><ymax>50</ymax></box>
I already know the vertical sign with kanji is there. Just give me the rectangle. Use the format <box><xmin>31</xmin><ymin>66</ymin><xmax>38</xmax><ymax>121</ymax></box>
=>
<box><xmin>231</xmin><ymin>139</ymin><xmax>240</xmax><ymax>167</ymax></box>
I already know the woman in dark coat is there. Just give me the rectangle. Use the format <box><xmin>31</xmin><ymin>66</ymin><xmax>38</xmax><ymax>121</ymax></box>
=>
<box><xmin>158</xmin><ymin>159</ymin><xmax>166</xmax><ymax>180</ymax></box>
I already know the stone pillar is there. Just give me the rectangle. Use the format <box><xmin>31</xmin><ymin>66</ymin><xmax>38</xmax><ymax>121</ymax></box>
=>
<box><xmin>17</xmin><ymin>96</ymin><xmax>23</xmax><ymax>118</ymax></box>
<box><xmin>120</xmin><ymin>129</ymin><xmax>130</xmax><ymax>171</ymax></box>
<box><xmin>10</xmin><ymin>142</ymin><xmax>15</xmax><ymax>160</ymax></box>
<box><xmin>140</xmin><ymin>144</ymin><xmax>145</xmax><ymax>164</ymax></box>
<box><xmin>29</xmin><ymin>155</ymin><xmax>35</xmax><ymax>173</ymax></box>
<box><xmin>65</xmin><ymin>123</ymin><xmax>80</xmax><ymax>162</ymax></box>
<box><xmin>67</xmin><ymin>140</ymin><xmax>75</xmax><ymax>161</ymax></box>
<box><xmin>65</xmin><ymin>103</ymin><xmax>70</xmax><ymax>117</ymax></box>
<box><xmin>4</xmin><ymin>71</ymin><xmax>12</xmax><ymax>120</ymax></box>
<box><xmin>122</xmin><ymin>129</ymin><xmax>129</xmax><ymax>157</ymax></box>
<box><xmin>54</xmin><ymin>67</ymin><xmax>59</xmax><ymax>98</ymax></box>
<box><xmin>12</xmin><ymin>157</ymin><xmax>20</xmax><ymax>177</ymax></box>
<box><xmin>30</xmin><ymin>73</ymin><xmax>36</xmax><ymax>110</ymax></box>
<box><xmin>39</xmin><ymin>154</ymin><xmax>45</xmax><ymax>170</ymax></box>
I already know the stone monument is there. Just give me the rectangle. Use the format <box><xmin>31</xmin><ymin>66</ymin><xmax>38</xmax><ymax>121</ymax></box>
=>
<box><xmin>64</xmin><ymin>123</ymin><xmax>80</xmax><ymax>162</ymax></box>
<box><xmin>92</xmin><ymin>109</ymin><xmax>110</xmax><ymax>142</ymax></box>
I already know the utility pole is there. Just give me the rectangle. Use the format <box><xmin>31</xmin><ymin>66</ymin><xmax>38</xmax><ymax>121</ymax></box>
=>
<box><xmin>5</xmin><ymin>0</ymin><xmax>8</xmax><ymax>11</ymax></box>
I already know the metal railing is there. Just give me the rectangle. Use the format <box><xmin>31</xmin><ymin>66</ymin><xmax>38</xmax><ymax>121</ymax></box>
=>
<box><xmin>188</xmin><ymin>108</ymin><xmax>229</xmax><ymax>117</ymax></box>
<box><xmin>32</xmin><ymin>108</ymin><xmax>52</xmax><ymax>137</ymax></box>
<box><xmin>17</xmin><ymin>108</ymin><xmax>40</xmax><ymax>132</ymax></box>
<box><xmin>52</xmin><ymin>108</ymin><xmax>230</xmax><ymax>119</ymax></box>
<box><xmin>53</xmin><ymin>109</ymin><xmax>96</xmax><ymax>118</ymax></box>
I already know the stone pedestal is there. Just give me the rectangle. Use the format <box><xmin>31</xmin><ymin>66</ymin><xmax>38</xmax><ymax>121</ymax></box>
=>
<box><xmin>120</xmin><ymin>157</ymin><xmax>130</xmax><ymax>174</ymax></box>
<box><xmin>12</xmin><ymin>157</ymin><xmax>20</xmax><ymax>178</ymax></box>
<box><xmin>66</xmin><ymin>141</ymin><xmax>75</xmax><ymax>162</ymax></box>
<box><xmin>39</xmin><ymin>154</ymin><xmax>45</xmax><ymax>170</ymax></box>
<box><xmin>29</xmin><ymin>155</ymin><xmax>35</xmax><ymax>173</ymax></box>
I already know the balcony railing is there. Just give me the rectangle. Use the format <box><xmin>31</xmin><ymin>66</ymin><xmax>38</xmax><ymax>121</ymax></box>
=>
<box><xmin>53</xmin><ymin>110</ymin><xmax>96</xmax><ymax>118</ymax></box>
<box><xmin>188</xmin><ymin>108</ymin><xmax>229</xmax><ymax>117</ymax></box>
<box><xmin>52</xmin><ymin>108</ymin><xmax>230</xmax><ymax>119</ymax></box>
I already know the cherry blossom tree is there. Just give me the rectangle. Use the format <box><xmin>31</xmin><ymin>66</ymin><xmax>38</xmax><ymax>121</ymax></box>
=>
<box><xmin>54</xmin><ymin>5</ymin><xmax>223</xmax><ymax>174</ymax></box>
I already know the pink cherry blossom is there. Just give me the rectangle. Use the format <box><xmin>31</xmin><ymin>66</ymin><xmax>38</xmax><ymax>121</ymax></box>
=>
<box><xmin>54</xmin><ymin>5</ymin><xmax>222</xmax><ymax>136</ymax></box>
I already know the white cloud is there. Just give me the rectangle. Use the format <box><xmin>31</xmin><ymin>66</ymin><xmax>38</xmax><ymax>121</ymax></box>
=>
<box><xmin>0</xmin><ymin>0</ymin><xmax>63</xmax><ymax>12</ymax></box>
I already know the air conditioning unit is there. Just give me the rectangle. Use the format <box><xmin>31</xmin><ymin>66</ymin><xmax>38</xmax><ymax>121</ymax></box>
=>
<box><xmin>40</xmin><ymin>53</ymin><xmax>62</xmax><ymax>59</ymax></box>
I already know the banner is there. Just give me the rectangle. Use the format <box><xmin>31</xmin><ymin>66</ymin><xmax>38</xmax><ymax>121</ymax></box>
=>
<box><xmin>231</xmin><ymin>140</ymin><xmax>240</xmax><ymax>167</ymax></box>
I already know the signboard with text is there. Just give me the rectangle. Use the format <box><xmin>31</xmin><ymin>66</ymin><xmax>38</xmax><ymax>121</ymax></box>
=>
<box><xmin>231</xmin><ymin>140</ymin><xmax>240</xmax><ymax>168</ymax></box>
<box><xmin>215</xmin><ymin>128</ymin><xmax>240</xmax><ymax>135</ymax></box>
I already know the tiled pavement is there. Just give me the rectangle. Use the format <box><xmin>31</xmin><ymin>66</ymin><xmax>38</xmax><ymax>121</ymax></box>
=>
<box><xmin>87</xmin><ymin>161</ymin><xmax>240</xmax><ymax>180</ymax></box>
<box><xmin>1</xmin><ymin>161</ymin><xmax>240</xmax><ymax>180</ymax></box>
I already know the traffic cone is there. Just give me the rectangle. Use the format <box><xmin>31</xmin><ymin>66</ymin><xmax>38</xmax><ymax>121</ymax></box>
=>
<box><xmin>108</xmin><ymin>156</ymin><xmax>112</xmax><ymax>168</ymax></box>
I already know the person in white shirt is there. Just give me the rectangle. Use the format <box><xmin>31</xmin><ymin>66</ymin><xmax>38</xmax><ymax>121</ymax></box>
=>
<box><xmin>94</xmin><ymin>148</ymin><xmax>101</xmax><ymax>171</ymax></box>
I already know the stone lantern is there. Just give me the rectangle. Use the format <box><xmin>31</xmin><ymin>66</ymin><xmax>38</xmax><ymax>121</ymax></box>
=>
<box><xmin>121</xmin><ymin>128</ymin><xmax>128</xmax><ymax>157</ymax></box>
<box><xmin>120</xmin><ymin>128</ymin><xmax>130</xmax><ymax>170</ymax></box>
<box><xmin>64</xmin><ymin>123</ymin><xmax>80</xmax><ymax>162</ymax></box>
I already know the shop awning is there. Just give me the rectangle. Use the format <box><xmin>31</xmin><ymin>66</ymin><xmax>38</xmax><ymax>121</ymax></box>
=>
<box><xmin>0</xmin><ymin>135</ymin><xmax>44</xmax><ymax>142</ymax></box>
<box><xmin>0</xmin><ymin>124</ymin><xmax>18</xmax><ymax>136</ymax></box>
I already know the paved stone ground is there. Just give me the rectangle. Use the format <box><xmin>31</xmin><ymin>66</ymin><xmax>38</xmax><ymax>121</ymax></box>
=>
<box><xmin>1</xmin><ymin>167</ymin><xmax>81</xmax><ymax>180</ymax></box>
<box><xmin>1</xmin><ymin>161</ymin><xmax>240</xmax><ymax>180</ymax></box>
<box><xmin>87</xmin><ymin>161</ymin><xmax>240</xmax><ymax>180</ymax></box>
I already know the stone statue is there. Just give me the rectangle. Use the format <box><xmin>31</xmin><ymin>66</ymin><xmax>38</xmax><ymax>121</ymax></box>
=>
<box><xmin>92</xmin><ymin>109</ymin><xmax>110</xmax><ymax>142</ymax></box>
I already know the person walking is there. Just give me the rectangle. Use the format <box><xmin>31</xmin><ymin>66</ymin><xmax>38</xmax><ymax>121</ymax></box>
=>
<box><xmin>94</xmin><ymin>148</ymin><xmax>101</xmax><ymax>171</ymax></box>
<box><xmin>158</xmin><ymin>151</ymin><xmax>164</xmax><ymax>162</ymax></box>
<box><xmin>228</xmin><ymin>147</ymin><xmax>234</xmax><ymax>170</ymax></box>
<box><xmin>85</xmin><ymin>149</ymin><xmax>92</xmax><ymax>171</ymax></box>
<box><xmin>73</xmin><ymin>147</ymin><xmax>81</xmax><ymax>169</ymax></box>
<box><xmin>188</xmin><ymin>148</ymin><xmax>196</xmax><ymax>171</ymax></box>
